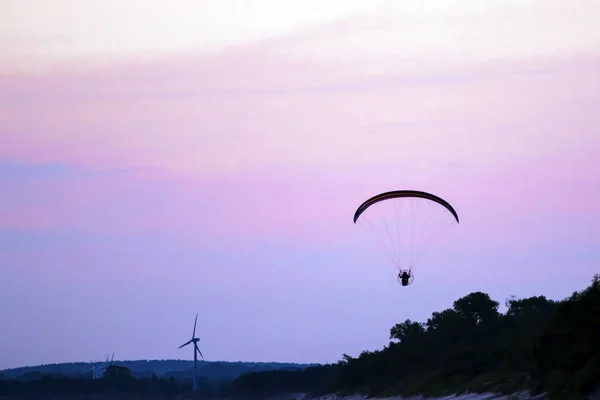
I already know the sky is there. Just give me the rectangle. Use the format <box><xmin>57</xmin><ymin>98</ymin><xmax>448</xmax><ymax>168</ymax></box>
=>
<box><xmin>1</xmin><ymin>0</ymin><xmax>600</xmax><ymax>370</ymax></box>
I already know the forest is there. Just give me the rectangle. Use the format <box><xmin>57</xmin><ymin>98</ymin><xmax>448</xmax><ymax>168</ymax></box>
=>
<box><xmin>232</xmin><ymin>274</ymin><xmax>600</xmax><ymax>399</ymax></box>
<box><xmin>1</xmin><ymin>274</ymin><xmax>598</xmax><ymax>399</ymax></box>
<box><xmin>0</xmin><ymin>360</ymin><xmax>309</xmax><ymax>381</ymax></box>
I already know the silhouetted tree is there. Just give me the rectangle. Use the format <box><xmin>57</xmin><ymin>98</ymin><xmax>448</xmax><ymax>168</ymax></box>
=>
<box><xmin>3</xmin><ymin>275</ymin><xmax>599</xmax><ymax>399</ymax></box>
<box><xmin>389</xmin><ymin>319</ymin><xmax>426</xmax><ymax>343</ymax></box>
<box><xmin>230</xmin><ymin>274</ymin><xmax>600</xmax><ymax>399</ymax></box>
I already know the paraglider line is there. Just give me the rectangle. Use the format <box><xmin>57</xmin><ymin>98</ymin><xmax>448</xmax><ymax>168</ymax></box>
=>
<box><xmin>410</xmin><ymin>200</ymin><xmax>416</xmax><ymax>268</ymax></box>
<box><xmin>362</xmin><ymin>214</ymin><xmax>399</xmax><ymax>269</ymax></box>
<box><xmin>393</xmin><ymin>200</ymin><xmax>403</xmax><ymax>269</ymax></box>
<box><xmin>413</xmin><ymin>201</ymin><xmax>432</xmax><ymax>263</ymax></box>
<box><xmin>413</xmin><ymin>214</ymin><xmax>457</xmax><ymax>266</ymax></box>
<box><xmin>383</xmin><ymin>221</ymin><xmax>400</xmax><ymax>269</ymax></box>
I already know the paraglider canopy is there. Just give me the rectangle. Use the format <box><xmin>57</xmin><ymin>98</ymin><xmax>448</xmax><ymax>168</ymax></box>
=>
<box><xmin>353</xmin><ymin>190</ymin><xmax>459</xmax><ymax>224</ymax></box>
<box><xmin>353</xmin><ymin>189</ymin><xmax>459</xmax><ymax>285</ymax></box>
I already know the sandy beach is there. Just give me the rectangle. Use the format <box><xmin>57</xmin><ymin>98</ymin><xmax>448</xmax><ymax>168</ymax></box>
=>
<box><xmin>303</xmin><ymin>392</ymin><xmax>548</xmax><ymax>400</ymax></box>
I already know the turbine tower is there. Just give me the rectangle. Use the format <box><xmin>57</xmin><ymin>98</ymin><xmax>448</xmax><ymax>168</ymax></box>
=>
<box><xmin>178</xmin><ymin>314</ymin><xmax>204</xmax><ymax>391</ymax></box>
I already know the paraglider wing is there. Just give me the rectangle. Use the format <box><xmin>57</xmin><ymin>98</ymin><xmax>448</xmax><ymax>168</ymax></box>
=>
<box><xmin>353</xmin><ymin>190</ymin><xmax>459</xmax><ymax>224</ymax></box>
<box><xmin>352</xmin><ymin>189</ymin><xmax>460</xmax><ymax>283</ymax></box>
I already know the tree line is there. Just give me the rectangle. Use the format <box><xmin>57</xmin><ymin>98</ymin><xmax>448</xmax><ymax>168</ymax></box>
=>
<box><xmin>0</xmin><ymin>364</ymin><xmax>237</xmax><ymax>398</ymax></box>
<box><xmin>2</xmin><ymin>275</ymin><xmax>598</xmax><ymax>399</ymax></box>
<box><xmin>231</xmin><ymin>274</ymin><xmax>600</xmax><ymax>399</ymax></box>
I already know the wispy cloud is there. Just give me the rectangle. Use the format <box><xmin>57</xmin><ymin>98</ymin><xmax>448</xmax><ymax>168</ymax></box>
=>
<box><xmin>2</xmin><ymin>50</ymin><xmax>599</xmax><ymax>173</ymax></box>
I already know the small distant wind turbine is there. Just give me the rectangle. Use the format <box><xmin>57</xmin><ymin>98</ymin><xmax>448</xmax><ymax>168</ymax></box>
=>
<box><xmin>178</xmin><ymin>314</ymin><xmax>203</xmax><ymax>391</ymax></box>
<box><xmin>83</xmin><ymin>352</ymin><xmax>113</xmax><ymax>379</ymax></box>
<box><xmin>83</xmin><ymin>359</ymin><xmax>101</xmax><ymax>379</ymax></box>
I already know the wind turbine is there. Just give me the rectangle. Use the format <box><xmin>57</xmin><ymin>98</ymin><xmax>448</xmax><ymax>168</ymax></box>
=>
<box><xmin>83</xmin><ymin>353</ymin><xmax>114</xmax><ymax>379</ymax></box>
<box><xmin>178</xmin><ymin>314</ymin><xmax>203</xmax><ymax>391</ymax></box>
<box><xmin>83</xmin><ymin>359</ymin><xmax>101</xmax><ymax>379</ymax></box>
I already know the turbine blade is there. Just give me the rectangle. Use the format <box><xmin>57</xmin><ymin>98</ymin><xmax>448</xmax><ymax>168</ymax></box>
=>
<box><xmin>195</xmin><ymin>343</ymin><xmax>204</xmax><ymax>359</ymax></box>
<box><xmin>178</xmin><ymin>339</ymin><xmax>193</xmax><ymax>349</ymax></box>
<box><xmin>192</xmin><ymin>314</ymin><xmax>198</xmax><ymax>338</ymax></box>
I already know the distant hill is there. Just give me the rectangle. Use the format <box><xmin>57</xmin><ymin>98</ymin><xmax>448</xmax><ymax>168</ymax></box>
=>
<box><xmin>1</xmin><ymin>360</ymin><xmax>319</xmax><ymax>381</ymax></box>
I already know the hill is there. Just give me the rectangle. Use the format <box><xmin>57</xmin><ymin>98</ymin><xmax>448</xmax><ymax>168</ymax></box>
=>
<box><xmin>2</xmin><ymin>274</ymin><xmax>599</xmax><ymax>399</ymax></box>
<box><xmin>1</xmin><ymin>360</ymin><xmax>317</xmax><ymax>381</ymax></box>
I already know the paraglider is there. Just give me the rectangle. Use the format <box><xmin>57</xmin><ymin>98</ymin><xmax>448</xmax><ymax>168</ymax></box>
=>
<box><xmin>353</xmin><ymin>190</ymin><xmax>459</xmax><ymax>286</ymax></box>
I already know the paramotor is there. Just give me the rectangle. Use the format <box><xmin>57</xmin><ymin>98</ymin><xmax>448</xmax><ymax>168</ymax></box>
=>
<box><xmin>353</xmin><ymin>190</ymin><xmax>459</xmax><ymax>286</ymax></box>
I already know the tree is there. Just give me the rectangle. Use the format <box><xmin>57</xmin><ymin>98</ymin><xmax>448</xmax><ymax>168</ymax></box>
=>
<box><xmin>6</xmin><ymin>274</ymin><xmax>600</xmax><ymax>399</ymax></box>
<box><xmin>533</xmin><ymin>274</ymin><xmax>600</xmax><ymax>397</ymax></box>
<box><xmin>104</xmin><ymin>365</ymin><xmax>132</xmax><ymax>379</ymax></box>
<box><xmin>390</xmin><ymin>319</ymin><xmax>425</xmax><ymax>343</ymax></box>
<box><xmin>425</xmin><ymin>309</ymin><xmax>461</xmax><ymax>332</ymax></box>
<box><xmin>231</xmin><ymin>276</ymin><xmax>600</xmax><ymax>398</ymax></box>
<box><xmin>453</xmin><ymin>291</ymin><xmax>500</xmax><ymax>326</ymax></box>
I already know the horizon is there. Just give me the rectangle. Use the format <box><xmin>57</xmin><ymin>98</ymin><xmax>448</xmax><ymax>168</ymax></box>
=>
<box><xmin>3</xmin><ymin>274</ymin><xmax>598</xmax><ymax>371</ymax></box>
<box><xmin>1</xmin><ymin>275</ymin><xmax>597</xmax><ymax>371</ymax></box>
<box><xmin>2</xmin><ymin>358</ymin><xmax>319</xmax><ymax>372</ymax></box>
<box><xmin>1</xmin><ymin>0</ymin><xmax>599</xmax><ymax>371</ymax></box>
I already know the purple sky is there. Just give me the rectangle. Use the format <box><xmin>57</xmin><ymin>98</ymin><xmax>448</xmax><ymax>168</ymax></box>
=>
<box><xmin>1</xmin><ymin>1</ymin><xmax>600</xmax><ymax>370</ymax></box>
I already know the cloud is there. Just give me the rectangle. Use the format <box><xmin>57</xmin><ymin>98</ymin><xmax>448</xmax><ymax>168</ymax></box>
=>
<box><xmin>1</xmin><ymin>147</ymin><xmax>598</xmax><ymax>250</ymax></box>
<box><xmin>1</xmin><ymin>48</ymin><xmax>599</xmax><ymax>175</ymax></box>
<box><xmin>2</xmin><ymin>0</ymin><xmax>599</xmax><ymax>73</ymax></box>
<box><xmin>0</xmin><ymin>161</ymin><xmax>356</xmax><ymax>246</ymax></box>
<box><xmin>0</xmin><ymin>0</ymin><xmax>380</xmax><ymax>66</ymax></box>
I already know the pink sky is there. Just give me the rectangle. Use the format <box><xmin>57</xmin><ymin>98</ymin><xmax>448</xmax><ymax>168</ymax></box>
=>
<box><xmin>1</xmin><ymin>1</ymin><xmax>600</xmax><ymax>370</ymax></box>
